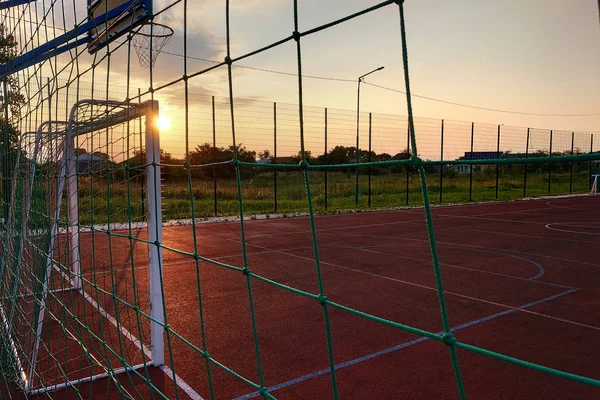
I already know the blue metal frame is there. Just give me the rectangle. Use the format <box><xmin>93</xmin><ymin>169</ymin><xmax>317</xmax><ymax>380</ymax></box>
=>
<box><xmin>0</xmin><ymin>0</ymin><xmax>35</xmax><ymax>11</ymax></box>
<box><xmin>0</xmin><ymin>0</ymin><xmax>151</xmax><ymax>78</ymax></box>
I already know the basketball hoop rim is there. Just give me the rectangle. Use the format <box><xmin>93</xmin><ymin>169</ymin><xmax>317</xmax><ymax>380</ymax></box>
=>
<box><xmin>133</xmin><ymin>21</ymin><xmax>174</xmax><ymax>38</ymax></box>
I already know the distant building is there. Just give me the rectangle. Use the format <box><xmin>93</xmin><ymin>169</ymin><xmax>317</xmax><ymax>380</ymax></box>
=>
<box><xmin>452</xmin><ymin>164</ymin><xmax>472</xmax><ymax>174</ymax></box>
<box><xmin>453</xmin><ymin>151</ymin><xmax>504</xmax><ymax>174</ymax></box>
<box><xmin>76</xmin><ymin>153</ymin><xmax>107</xmax><ymax>174</ymax></box>
<box><xmin>463</xmin><ymin>151</ymin><xmax>503</xmax><ymax>160</ymax></box>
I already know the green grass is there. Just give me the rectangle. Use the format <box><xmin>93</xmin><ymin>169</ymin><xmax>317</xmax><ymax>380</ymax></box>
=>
<box><xmin>72</xmin><ymin>168</ymin><xmax>594</xmax><ymax>224</ymax></box>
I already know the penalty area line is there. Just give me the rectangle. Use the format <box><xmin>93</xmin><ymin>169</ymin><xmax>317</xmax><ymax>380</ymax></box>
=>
<box><xmin>51</xmin><ymin>264</ymin><xmax>205</xmax><ymax>400</ymax></box>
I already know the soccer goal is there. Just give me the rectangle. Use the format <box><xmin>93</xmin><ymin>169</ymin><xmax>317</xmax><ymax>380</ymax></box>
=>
<box><xmin>0</xmin><ymin>99</ymin><xmax>164</xmax><ymax>395</ymax></box>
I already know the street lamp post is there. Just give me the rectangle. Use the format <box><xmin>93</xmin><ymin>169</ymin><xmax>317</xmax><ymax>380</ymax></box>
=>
<box><xmin>355</xmin><ymin>66</ymin><xmax>384</xmax><ymax>205</ymax></box>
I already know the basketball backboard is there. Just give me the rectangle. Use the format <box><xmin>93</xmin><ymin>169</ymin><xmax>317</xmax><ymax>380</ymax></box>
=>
<box><xmin>87</xmin><ymin>0</ymin><xmax>151</xmax><ymax>54</ymax></box>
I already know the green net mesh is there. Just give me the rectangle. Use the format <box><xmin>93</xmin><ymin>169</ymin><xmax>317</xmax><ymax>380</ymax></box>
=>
<box><xmin>0</xmin><ymin>1</ymin><xmax>599</xmax><ymax>399</ymax></box>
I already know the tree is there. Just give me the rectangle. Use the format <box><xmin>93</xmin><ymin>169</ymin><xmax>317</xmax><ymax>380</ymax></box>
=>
<box><xmin>0</xmin><ymin>24</ymin><xmax>25</xmax><ymax>216</ymax></box>
<box><xmin>258</xmin><ymin>149</ymin><xmax>272</xmax><ymax>161</ymax></box>
<box><xmin>291</xmin><ymin>150</ymin><xmax>314</xmax><ymax>164</ymax></box>
<box><xmin>189</xmin><ymin>143</ymin><xmax>256</xmax><ymax>179</ymax></box>
<box><xmin>0</xmin><ymin>24</ymin><xmax>24</xmax><ymax>149</ymax></box>
<box><xmin>131</xmin><ymin>148</ymin><xmax>175</xmax><ymax>164</ymax></box>
<box><xmin>0</xmin><ymin>24</ymin><xmax>25</xmax><ymax>124</ymax></box>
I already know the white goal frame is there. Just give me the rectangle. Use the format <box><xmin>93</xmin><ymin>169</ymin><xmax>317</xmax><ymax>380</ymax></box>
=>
<box><xmin>10</xmin><ymin>99</ymin><xmax>164</xmax><ymax>394</ymax></box>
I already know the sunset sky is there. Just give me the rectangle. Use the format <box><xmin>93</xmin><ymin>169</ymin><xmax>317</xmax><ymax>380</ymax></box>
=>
<box><xmin>139</xmin><ymin>0</ymin><xmax>600</xmax><ymax>157</ymax></box>
<box><xmin>147</xmin><ymin>0</ymin><xmax>600</xmax><ymax>128</ymax></box>
<box><xmin>29</xmin><ymin>0</ymin><xmax>600</xmax><ymax>158</ymax></box>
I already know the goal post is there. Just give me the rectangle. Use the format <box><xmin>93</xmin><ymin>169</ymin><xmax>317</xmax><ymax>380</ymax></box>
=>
<box><xmin>1</xmin><ymin>99</ymin><xmax>165</xmax><ymax>395</ymax></box>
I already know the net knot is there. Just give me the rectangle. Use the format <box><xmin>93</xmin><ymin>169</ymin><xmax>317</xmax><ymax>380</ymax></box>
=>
<box><xmin>202</xmin><ymin>351</ymin><xmax>210</xmax><ymax>359</ymax></box>
<box><xmin>258</xmin><ymin>387</ymin><xmax>268</xmax><ymax>396</ymax></box>
<box><xmin>318</xmin><ymin>295</ymin><xmax>328</xmax><ymax>306</ymax></box>
<box><xmin>242</xmin><ymin>267</ymin><xmax>251</xmax><ymax>276</ymax></box>
<box><xmin>410</xmin><ymin>155</ymin><xmax>422</xmax><ymax>166</ymax></box>
<box><xmin>441</xmin><ymin>333</ymin><xmax>456</xmax><ymax>346</ymax></box>
<box><xmin>224</xmin><ymin>56</ymin><xmax>233</xmax><ymax>65</ymax></box>
<box><xmin>299</xmin><ymin>159</ymin><xmax>309</xmax><ymax>170</ymax></box>
<box><xmin>292</xmin><ymin>31</ymin><xmax>301</xmax><ymax>41</ymax></box>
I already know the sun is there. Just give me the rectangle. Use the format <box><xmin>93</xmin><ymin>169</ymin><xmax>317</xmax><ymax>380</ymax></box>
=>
<box><xmin>156</xmin><ymin>115</ymin><xmax>171</xmax><ymax>132</ymax></box>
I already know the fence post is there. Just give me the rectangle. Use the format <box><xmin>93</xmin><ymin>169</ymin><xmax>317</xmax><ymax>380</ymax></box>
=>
<box><xmin>47</xmin><ymin>77</ymin><xmax>52</xmax><ymax>127</ymax></box>
<box><xmin>2</xmin><ymin>78</ymin><xmax>10</xmax><ymax>221</ymax></box>
<box><xmin>524</xmin><ymin>128</ymin><xmax>529</xmax><ymax>197</ymax></box>
<box><xmin>355</xmin><ymin>94</ymin><xmax>360</xmax><ymax>206</ymax></box>
<box><xmin>324</xmin><ymin>108</ymin><xmax>328</xmax><ymax>210</ymax></box>
<box><xmin>273</xmin><ymin>102</ymin><xmax>277</xmax><ymax>213</ymax></box>
<box><xmin>212</xmin><ymin>96</ymin><xmax>217</xmax><ymax>216</ymax></box>
<box><xmin>548</xmin><ymin>129</ymin><xmax>553</xmax><ymax>195</ymax></box>
<box><xmin>495</xmin><ymin>125</ymin><xmax>500</xmax><ymax>199</ymax></box>
<box><xmin>138</xmin><ymin>88</ymin><xmax>145</xmax><ymax>217</ymax></box>
<box><xmin>368</xmin><ymin>112</ymin><xmax>372</xmax><ymax>208</ymax></box>
<box><xmin>569</xmin><ymin>131</ymin><xmax>574</xmax><ymax>193</ymax></box>
<box><xmin>590</xmin><ymin>134</ymin><xmax>594</xmax><ymax>190</ymax></box>
<box><xmin>439</xmin><ymin>119</ymin><xmax>444</xmax><ymax>203</ymax></box>
<box><xmin>406</xmin><ymin>124</ymin><xmax>409</xmax><ymax>205</ymax></box>
<box><xmin>469</xmin><ymin>122</ymin><xmax>474</xmax><ymax>201</ymax></box>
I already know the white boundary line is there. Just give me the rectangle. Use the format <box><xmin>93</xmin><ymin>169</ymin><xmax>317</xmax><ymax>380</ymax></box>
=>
<box><xmin>229</xmin><ymin>240</ymin><xmax>599</xmax><ymax>331</ymax></box>
<box><xmin>57</xmin><ymin>192</ymin><xmax>600</xmax><ymax>236</ymax></box>
<box><xmin>49</xmin><ymin>264</ymin><xmax>204</xmax><ymax>400</ymax></box>
<box><xmin>545</xmin><ymin>222</ymin><xmax>600</xmax><ymax>235</ymax></box>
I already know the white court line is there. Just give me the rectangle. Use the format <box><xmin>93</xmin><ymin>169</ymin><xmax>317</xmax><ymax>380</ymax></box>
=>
<box><xmin>230</xmin><ymin>239</ymin><xmax>600</xmax><ymax>331</ymax></box>
<box><xmin>338</xmin><ymin>243</ymin><xmax>548</xmax><ymax>283</ymax></box>
<box><xmin>333</xmin><ymin>231</ymin><xmax>600</xmax><ymax>269</ymax></box>
<box><xmin>231</xmin><ymin>240</ymin><xmax>599</xmax><ymax>331</ymax></box>
<box><xmin>234</xmin><ymin>287</ymin><xmax>582</xmax><ymax>400</ymax></box>
<box><xmin>396</xmin><ymin>216</ymin><xmax>600</xmax><ymax>245</ymax></box>
<box><xmin>51</xmin><ymin>264</ymin><xmax>204</xmax><ymax>400</ymax></box>
<box><xmin>545</xmin><ymin>222</ymin><xmax>600</xmax><ymax>236</ymax></box>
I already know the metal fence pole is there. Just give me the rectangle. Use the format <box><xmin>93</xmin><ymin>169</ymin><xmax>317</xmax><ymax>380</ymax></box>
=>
<box><xmin>139</xmin><ymin>88</ymin><xmax>145</xmax><ymax>216</ymax></box>
<box><xmin>47</xmin><ymin>77</ymin><xmax>52</xmax><ymax>128</ymax></box>
<box><xmin>368</xmin><ymin>112</ymin><xmax>372</xmax><ymax>208</ymax></box>
<box><xmin>524</xmin><ymin>128</ymin><xmax>529</xmax><ymax>197</ymax></box>
<box><xmin>406</xmin><ymin>124</ymin><xmax>409</xmax><ymax>205</ymax></box>
<box><xmin>212</xmin><ymin>96</ymin><xmax>217</xmax><ymax>216</ymax></box>
<box><xmin>355</xmin><ymin>87</ymin><xmax>360</xmax><ymax>206</ymax></box>
<box><xmin>2</xmin><ymin>78</ymin><xmax>10</xmax><ymax>221</ymax></box>
<box><xmin>469</xmin><ymin>122</ymin><xmax>474</xmax><ymax>201</ymax></box>
<box><xmin>590</xmin><ymin>134</ymin><xmax>594</xmax><ymax>189</ymax></box>
<box><xmin>273</xmin><ymin>102</ymin><xmax>277</xmax><ymax>213</ymax></box>
<box><xmin>439</xmin><ymin>119</ymin><xmax>444</xmax><ymax>203</ymax></box>
<box><xmin>548</xmin><ymin>129</ymin><xmax>553</xmax><ymax>195</ymax></box>
<box><xmin>324</xmin><ymin>107</ymin><xmax>328</xmax><ymax>210</ymax></box>
<box><xmin>569</xmin><ymin>131</ymin><xmax>574</xmax><ymax>193</ymax></box>
<box><xmin>495</xmin><ymin>125</ymin><xmax>500</xmax><ymax>199</ymax></box>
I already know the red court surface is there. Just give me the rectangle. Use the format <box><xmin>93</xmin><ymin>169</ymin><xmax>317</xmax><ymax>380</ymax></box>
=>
<box><xmin>26</xmin><ymin>196</ymin><xmax>600</xmax><ymax>399</ymax></box>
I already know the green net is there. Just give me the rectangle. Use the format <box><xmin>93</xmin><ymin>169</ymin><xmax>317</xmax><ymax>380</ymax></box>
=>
<box><xmin>1</xmin><ymin>0</ymin><xmax>600</xmax><ymax>399</ymax></box>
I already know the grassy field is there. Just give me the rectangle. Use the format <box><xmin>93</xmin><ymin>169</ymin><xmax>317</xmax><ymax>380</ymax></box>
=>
<box><xmin>71</xmin><ymin>167</ymin><xmax>594</xmax><ymax>224</ymax></box>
